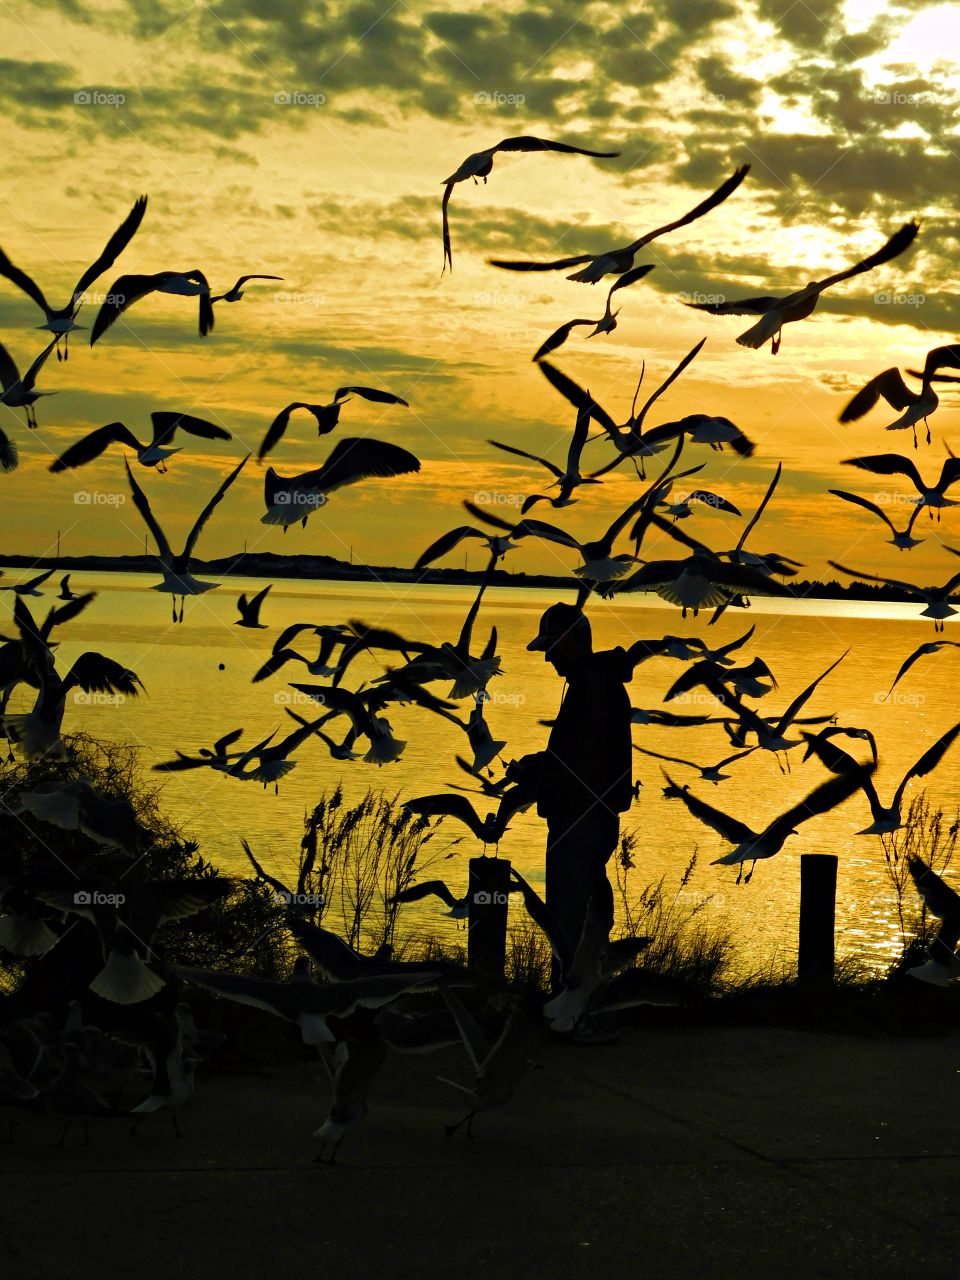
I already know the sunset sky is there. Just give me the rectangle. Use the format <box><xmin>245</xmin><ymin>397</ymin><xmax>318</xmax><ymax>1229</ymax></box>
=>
<box><xmin>0</xmin><ymin>0</ymin><xmax>958</xmax><ymax>581</ymax></box>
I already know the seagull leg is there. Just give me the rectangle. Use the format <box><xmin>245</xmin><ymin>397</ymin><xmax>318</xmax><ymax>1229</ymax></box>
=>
<box><xmin>925</xmin><ymin>417</ymin><xmax>932</xmax><ymax>445</ymax></box>
<box><xmin>771</xmin><ymin>331</ymin><xmax>782</xmax><ymax>356</ymax></box>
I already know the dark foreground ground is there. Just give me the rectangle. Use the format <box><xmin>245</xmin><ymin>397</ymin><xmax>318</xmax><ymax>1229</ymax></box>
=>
<box><xmin>2</xmin><ymin>1024</ymin><xmax>958</xmax><ymax>1280</ymax></box>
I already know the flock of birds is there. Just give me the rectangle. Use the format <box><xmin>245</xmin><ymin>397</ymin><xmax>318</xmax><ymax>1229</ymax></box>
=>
<box><xmin>2</xmin><ymin>136</ymin><xmax>960</xmax><ymax>1156</ymax></box>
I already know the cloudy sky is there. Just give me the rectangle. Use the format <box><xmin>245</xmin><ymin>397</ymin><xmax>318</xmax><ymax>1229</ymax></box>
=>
<box><xmin>0</xmin><ymin>0</ymin><xmax>958</xmax><ymax>579</ymax></box>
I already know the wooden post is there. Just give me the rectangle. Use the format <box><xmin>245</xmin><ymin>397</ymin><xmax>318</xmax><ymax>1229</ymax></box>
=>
<box><xmin>798</xmin><ymin>854</ymin><xmax>837</xmax><ymax>988</ymax></box>
<box><xmin>467</xmin><ymin>856</ymin><xmax>511</xmax><ymax>977</ymax></box>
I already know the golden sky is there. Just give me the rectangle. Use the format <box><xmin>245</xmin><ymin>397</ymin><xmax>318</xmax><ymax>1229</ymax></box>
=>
<box><xmin>0</xmin><ymin>0</ymin><xmax>958</xmax><ymax>581</ymax></box>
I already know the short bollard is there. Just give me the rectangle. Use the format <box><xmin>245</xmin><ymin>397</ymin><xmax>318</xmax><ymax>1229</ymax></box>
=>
<box><xmin>798</xmin><ymin>853</ymin><xmax>838</xmax><ymax>989</ymax></box>
<box><xmin>467</xmin><ymin>856</ymin><xmax>512</xmax><ymax>977</ymax></box>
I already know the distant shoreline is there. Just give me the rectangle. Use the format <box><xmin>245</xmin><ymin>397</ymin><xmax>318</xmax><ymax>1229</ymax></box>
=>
<box><xmin>0</xmin><ymin>551</ymin><xmax>923</xmax><ymax>603</ymax></box>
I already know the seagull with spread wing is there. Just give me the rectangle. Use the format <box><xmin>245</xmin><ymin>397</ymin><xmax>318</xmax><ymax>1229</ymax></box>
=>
<box><xmin>235</xmin><ymin>584</ymin><xmax>271</xmax><ymax>628</ymax></box>
<box><xmin>0</xmin><ymin>336</ymin><xmax>57</xmax><ymax>431</ymax></box>
<box><xmin>882</xmin><ymin>640</ymin><xmax>960</xmax><ymax>699</ymax></box>
<box><xmin>0</xmin><ymin>195</ymin><xmax>147</xmax><ymax>359</ymax></box>
<box><xmin>685</xmin><ymin>221</ymin><xmax>919</xmax><ymax>353</ymax></box>
<box><xmin>663</xmin><ymin>763</ymin><xmax>872</xmax><ymax>883</ymax></box>
<box><xmin>257</xmin><ymin>387</ymin><xmax>409</xmax><ymax>461</ymax></box>
<box><xmin>210</xmin><ymin>273</ymin><xmax>283</xmax><ymax>304</ymax></box>
<box><xmin>489</xmin><ymin>165</ymin><xmax>750</xmax><ymax>283</ymax></box>
<box><xmin>50</xmin><ymin>411</ymin><xmax>232</xmax><ymax>473</ymax></box>
<box><xmin>828</xmin><ymin>489</ymin><xmax>924</xmax><ymax>551</ymax></box>
<box><xmin>802</xmin><ymin>723</ymin><xmax>960</xmax><ymax>835</ymax></box>
<box><xmin>261</xmin><ymin>437</ymin><xmax>420</xmax><ymax>530</ymax></box>
<box><xmin>441</xmin><ymin>135</ymin><xmax>620</xmax><ymax>273</ymax></box>
<box><xmin>841</xmin><ymin>451</ymin><xmax>960</xmax><ymax>520</ymax></box>
<box><xmin>828</xmin><ymin>555</ymin><xmax>960</xmax><ymax>631</ymax></box>
<box><xmin>124</xmin><ymin>454</ymin><xmax>248</xmax><ymax>621</ymax></box>
<box><xmin>532</xmin><ymin>264</ymin><xmax>655</xmax><ymax>361</ymax></box>
<box><xmin>840</xmin><ymin>344</ymin><xmax>960</xmax><ymax>448</ymax></box>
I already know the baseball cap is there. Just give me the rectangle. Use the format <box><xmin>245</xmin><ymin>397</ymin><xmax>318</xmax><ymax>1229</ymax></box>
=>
<box><xmin>527</xmin><ymin>603</ymin><xmax>590</xmax><ymax>651</ymax></box>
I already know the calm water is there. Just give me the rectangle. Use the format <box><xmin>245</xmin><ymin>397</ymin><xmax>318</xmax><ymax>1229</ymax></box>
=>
<box><xmin>9</xmin><ymin>571</ymin><xmax>960</xmax><ymax>973</ymax></box>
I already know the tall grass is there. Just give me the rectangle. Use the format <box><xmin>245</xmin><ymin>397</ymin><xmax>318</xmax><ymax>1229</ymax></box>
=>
<box><xmin>612</xmin><ymin>829</ymin><xmax>735</xmax><ymax>996</ymax></box>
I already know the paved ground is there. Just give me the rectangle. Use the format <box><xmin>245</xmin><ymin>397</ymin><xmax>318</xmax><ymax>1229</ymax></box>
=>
<box><xmin>3</xmin><ymin>1024</ymin><xmax>960</xmax><ymax>1279</ymax></box>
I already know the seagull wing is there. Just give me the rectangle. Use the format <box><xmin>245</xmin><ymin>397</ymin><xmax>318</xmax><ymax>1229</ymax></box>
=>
<box><xmin>537</xmin><ymin>359</ymin><xmax>617</xmax><ymax>433</ymax></box>
<box><xmin>0</xmin><ymin>343</ymin><xmax>22</xmax><ymax>392</ymax></box>
<box><xmin>684</xmin><ymin>294</ymin><xmax>783</xmax><ymax>316</ymax></box>
<box><xmin>766</xmin><ymin>765</ymin><xmax>873</xmax><ymax>847</ymax></box>
<box><xmin>532</xmin><ymin>319</ymin><xmax>596</xmax><ymax>362</ymax></box>
<box><xmin>299</xmin><ymin>437</ymin><xmax>421</xmax><ymax>495</ymax></box>
<box><xmin>49</xmin><ymin>423</ymin><xmax>142</xmax><ymax>472</ymax></box>
<box><xmin>935</xmin><ymin>457</ymin><xmax>960</xmax><ymax>495</ymax></box>
<box><xmin>403</xmin><ymin>792</ymin><xmax>483</xmax><ymax>838</ymax></box>
<box><xmin>813</xmin><ymin>222</ymin><xmax>919</xmax><ymax>292</ymax></box>
<box><xmin>182</xmin><ymin>455</ymin><xmax>249</xmax><ymax>560</ymax></box>
<box><xmin>72</xmin><ymin>195</ymin><xmax>149</xmax><ymax>301</ymax></box>
<box><xmin>21</xmin><ymin>339</ymin><xmax>57</xmax><ymax>389</ymax></box>
<box><xmin>841</xmin><ymin>453</ymin><xmax>924</xmax><ymax>491</ymax></box>
<box><xmin>893</xmin><ymin>721</ymin><xmax>960</xmax><ymax>812</ymax></box>
<box><xmin>124</xmin><ymin>458</ymin><xmax>173</xmax><ymax>561</ymax></box>
<box><xmin>662</xmin><ymin>773</ymin><xmax>756</xmax><ymax>845</ymax></box>
<box><xmin>441</xmin><ymin>183</ymin><xmax>454</xmax><ymax>274</ymax></box>
<box><xmin>509</xmin><ymin>867</ymin><xmax>574</xmax><ymax>968</ymax></box>
<box><xmin>885</xmin><ymin>642</ymin><xmax>956</xmax><ymax>696</ymax></box>
<box><xmin>0</xmin><ymin>249</ymin><xmax>51</xmax><ymax>314</ymax></box>
<box><xmin>621</xmin><ymin>165</ymin><xmax>750</xmax><ymax>253</ymax></box>
<box><xmin>438</xmin><ymin>984</ymin><xmax>489</xmax><ymax>1073</ymax></box>
<box><xmin>488</xmin><ymin>439</ymin><xmax>564</xmax><ymax>478</ymax></box>
<box><xmin>488</xmin><ymin>253</ymin><xmax>599</xmax><ymax>273</ymax></box>
<box><xmin>828</xmin><ymin>489</ymin><xmax>897</xmax><ymax>535</ymax></box>
<box><xmin>414</xmin><ymin>526</ymin><xmax>487</xmax><ymax>570</ymax></box>
<box><xmin>89</xmin><ymin>274</ymin><xmax>165</xmax><ymax>344</ymax></box>
<box><xmin>64</xmin><ymin>652</ymin><xmax>141</xmax><ymax>695</ymax></box>
<box><xmin>150</xmin><ymin>412</ymin><xmax>232</xmax><ymax>445</ymax></box>
<box><xmin>332</xmin><ymin>386</ymin><xmax>409</xmax><ymax>407</ymax></box>
<box><xmin>734</xmin><ymin>463</ymin><xmax>782</xmax><ymax>555</ymax></box>
<box><xmin>633</xmin><ymin>745</ymin><xmax>696</xmax><ymax>769</ymax></box>
<box><xmin>908</xmin><ymin>856</ymin><xmax>960</xmax><ymax>941</ymax></box>
<box><xmin>632</xmin><ymin>338</ymin><xmax>706</xmax><ymax>431</ymax></box>
<box><xmin>492</xmin><ymin>136</ymin><xmax>619</xmax><ymax>158</ymax></box>
<box><xmin>828</xmin><ymin>561</ymin><xmax>919</xmax><ymax>595</ymax></box>
<box><xmin>840</xmin><ymin>369</ymin><xmax>915</xmax><ymax>421</ymax></box>
<box><xmin>392</xmin><ymin>881</ymin><xmax>461</xmax><ymax>910</ymax></box>
<box><xmin>775</xmin><ymin>650</ymin><xmax>847</xmax><ymax>733</ymax></box>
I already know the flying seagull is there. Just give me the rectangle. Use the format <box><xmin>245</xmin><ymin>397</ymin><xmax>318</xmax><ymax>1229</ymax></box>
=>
<box><xmin>828</xmin><ymin>489</ymin><xmax>924</xmax><ymax>551</ymax></box>
<box><xmin>663</xmin><ymin>763</ymin><xmax>872</xmax><ymax>882</ymax></box>
<box><xmin>124</xmin><ymin>454</ymin><xmax>249</xmax><ymax>621</ymax></box>
<box><xmin>210</xmin><ymin>273</ymin><xmax>283</xmax><ymax>304</ymax></box>
<box><xmin>882</xmin><ymin>640</ymin><xmax>960</xmax><ymax>699</ymax></box>
<box><xmin>235</xmin><ymin>584</ymin><xmax>271</xmax><ymax>628</ymax></box>
<box><xmin>0</xmin><ymin>195</ymin><xmax>147</xmax><ymax>359</ymax></box>
<box><xmin>532</xmin><ymin>264</ymin><xmax>655</xmax><ymax>361</ymax></box>
<box><xmin>685</xmin><ymin>221</ymin><xmax>919</xmax><ymax>353</ymax></box>
<box><xmin>839</xmin><ymin>344</ymin><xmax>960</xmax><ymax>448</ymax></box>
<box><xmin>490</xmin><ymin>165</ymin><xmax>750</xmax><ymax>283</ymax></box>
<box><xmin>90</xmin><ymin>269</ymin><xmax>214</xmax><ymax>344</ymax></box>
<box><xmin>257</xmin><ymin>387</ymin><xmax>408</xmax><ymax>461</ymax></box>
<box><xmin>803</xmin><ymin>722</ymin><xmax>960</xmax><ymax>835</ymax></box>
<box><xmin>261</xmin><ymin>437</ymin><xmax>420</xmax><ymax>530</ymax></box>
<box><xmin>0</xmin><ymin>337</ymin><xmax>57</xmax><ymax>430</ymax></box>
<box><xmin>441</xmin><ymin>135</ymin><xmax>619</xmax><ymax>273</ymax></box>
<box><xmin>828</xmin><ymin>558</ymin><xmax>960</xmax><ymax>632</ymax></box>
<box><xmin>841</xmin><ymin>451</ymin><xmax>960</xmax><ymax>520</ymax></box>
<box><xmin>50</xmin><ymin>411</ymin><xmax>232</xmax><ymax>473</ymax></box>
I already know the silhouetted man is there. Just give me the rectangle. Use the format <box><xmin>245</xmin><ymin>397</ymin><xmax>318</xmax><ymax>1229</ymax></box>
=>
<box><xmin>526</xmin><ymin>602</ymin><xmax>634</xmax><ymax>1008</ymax></box>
